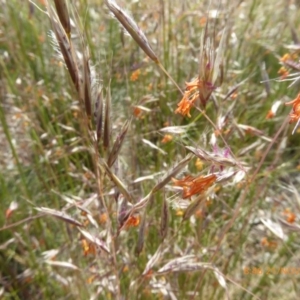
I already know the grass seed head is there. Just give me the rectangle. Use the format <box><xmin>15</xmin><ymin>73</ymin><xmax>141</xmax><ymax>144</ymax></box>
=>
<box><xmin>53</xmin><ymin>0</ymin><xmax>71</xmax><ymax>38</ymax></box>
<box><xmin>47</xmin><ymin>5</ymin><xmax>80</xmax><ymax>92</ymax></box>
<box><xmin>82</xmin><ymin>48</ymin><xmax>92</xmax><ymax>120</ymax></box>
<box><xmin>107</xmin><ymin>119</ymin><xmax>131</xmax><ymax>167</ymax></box>
<box><xmin>105</xmin><ymin>0</ymin><xmax>158</xmax><ymax>63</ymax></box>
<box><xmin>103</xmin><ymin>86</ymin><xmax>112</xmax><ymax>149</ymax></box>
<box><xmin>95</xmin><ymin>88</ymin><xmax>104</xmax><ymax>142</ymax></box>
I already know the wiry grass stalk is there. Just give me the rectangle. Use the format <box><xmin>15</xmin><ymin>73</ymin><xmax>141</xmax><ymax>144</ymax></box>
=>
<box><xmin>46</xmin><ymin>1</ymin><xmax>124</xmax><ymax>297</ymax></box>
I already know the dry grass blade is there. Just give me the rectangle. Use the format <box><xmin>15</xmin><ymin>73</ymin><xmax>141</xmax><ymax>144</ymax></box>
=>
<box><xmin>100</xmin><ymin>159</ymin><xmax>134</xmax><ymax>203</ymax></box>
<box><xmin>82</xmin><ymin>48</ymin><xmax>92</xmax><ymax>120</ymax></box>
<box><xmin>152</xmin><ymin>154</ymin><xmax>193</xmax><ymax>193</ymax></box>
<box><xmin>237</xmin><ymin>124</ymin><xmax>270</xmax><ymax>141</ymax></box>
<box><xmin>196</xmin><ymin>19</ymin><xmax>226</xmax><ymax>107</ymax></box>
<box><xmin>160</xmin><ymin>197</ymin><xmax>169</xmax><ymax>241</ymax></box>
<box><xmin>117</xmin><ymin>196</ymin><xmax>132</xmax><ymax>228</ymax></box>
<box><xmin>78</xmin><ymin>228</ymin><xmax>110</xmax><ymax>254</ymax></box>
<box><xmin>105</xmin><ymin>0</ymin><xmax>158</xmax><ymax>63</ymax></box>
<box><xmin>142</xmin><ymin>139</ymin><xmax>167</xmax><ymax>155</ymax></box>
<box><xmin>95</xmin><ymin>88</ymin><xmax>104</xmax><ymax>142</ymax></box>
<box><xmin>35</xmin><ymin>207</ymin><xmax>83</xmax><ymax>227</ymax></box>
<box><xmin>107</xmin><ymin>119</ymin><xmax>131</xmax><ymax>167</ymax></box>
<box><xmin>53</xmin><ymin>0</ymin><xmax>71</xmax><ymax>38</ymax></box>
<box><xmin>159</xmin><ymin>125</ymin><xmax>190</xmax><ymax>134</ymax></box>
<box><xmin>103</xmin><ymin>85</ymin><xmax>111</xmax><ymax>149</ymax></box>
<box><xmin>157</xmin><ymin>255</ymin><xmax>211</xmax><ymax>274</ymax></box>
<box><xmin>135</xmin><ymin>211</ymin><xmax>146</xmax><ymax>256</ymax></box>
<box><xmin>117</xmin><ymin>195</ymin><xmax>150</xmax><ymax>234</ymax></box>
<box><xmin>156</xmin><ymin>256</ymin><xmax>229</xmax><ymax>298</ymax></box>
<box><xmin>182</xmin><ymin>194</ymin><xmax>205</xmax><ymax>221</ymax></box>
<box><xmin>213</xmin><ymin>269</ymin><xmax>227</xmax><ymax>290</ymax></box>
<box><xmin>212</xmin><ymin>27</ymin><xmax>226</xmax><ymax>85</ymax></box>
<box><xmin>215</xmin><ymin>171</ymin><xmax>239</xmax><ymax>183</ymax></box>
<box><xmin>0</xmin><ymin>238</ymin><xmax>15</xmax><ymax>250</ymax></box>
<box><xmin>47</xmin><ymin>4</ymin><xmax>80</xmax><ymax>92</ymax></box>
<box><xmin>44</xmin><ymin>260</ymin><xmax>79</xmax><ymax>270</ymax></box>
<box><xmin>186</xmin><ymin>146</ymin><xmax>241</xmax><ymax>168</ymax></box>
<box><xmin>142</xmin><ymin>244</ymin><xmax>164</xmax><ymax>276</ymax></box>
<box><xmin>278</xmin><ymin>218</ymin><xmax>300</xmax><ymax>231</ymax></box>
<box><xmin>261</xmin><ymin>218</ymin><xmax>286</xmax><ymax>240</ymax></box>
<box><xmin>130</xmin><ymin>193</ymin><xmax>152</xmax><ymax>214</ymax></box>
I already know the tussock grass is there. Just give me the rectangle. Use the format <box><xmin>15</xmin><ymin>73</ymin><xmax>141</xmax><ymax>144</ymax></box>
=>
<box><xmin>1</xmin><ymin>0</ymin><xmax>300</xmax><ymax>299</ymax></box>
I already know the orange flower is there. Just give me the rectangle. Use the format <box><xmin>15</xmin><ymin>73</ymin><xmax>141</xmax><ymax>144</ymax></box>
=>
<box><xmin>195</xmin><ymin>158</ymin><xmax>204</xmax><ymax>170</ymax></box>
<box><xmin>266</xmin><ymin>101</ymin><xmax>281</xmax><ymax>120</ymax></box>
<box><xmin>82</xmin><ymin>239</ymin><xmax>96</xmax><ymax>256</ymax></box>
<box><xmin>130</xmin><ymin>69</ymin><xmax>141</xmax><ymax>81</ymax></box>
<box><xmin>5</xmin><ymin>201</ymin><xmax>18</xmax><ymax>219</ymax></box>
<box><xmin>230</xmin><ymin>91</ymin><xmax>238</xmax><ymax>100</ymax></box>
<box><xmin>133</xmin><ymin>106</ymin><xmax>143</xmax><ymax>118</ymax></box>
<box><xmin>172</xmin><ymin>174</ymin><xmax>216</xmax><ymax>199</ymax></box>
<box><xmin>122</xmin><ymin>265</ymin><xmax>129</xmax><ymax>273</ymax></box>
<box><xmin>185</xmin><ymin>77</ymin><xmax>203</xmax><ymax>92</ymax></box>
<box><xmin>161</xmin><ymin>134</ymin><xmax>173</xmax><ymax>143</ymax></box>
<box><xmin>175</xmin><ymin>78</ymin><xmax>203</xmax><ymax>117</ymax></box>
<box><xmin>282</xmin><ymin>208</ymin><xmax>296</xmax><ymax>224</ymax></box>
<box><xmin>99</xmin><ymin>213</ymin><xmax>108</xmax><ymax>224</ymax></box>
<box><xmin>176</xmin><ymin>209</ymin><xmax>184</xmax><ymax>216</ymax></box>
<box><xmin>175</xmin><ymin>96</ymin><xmax>194</xmax><ymax>117</ymax></box>
<box><xmin>87</xmin><ymin>275</ymin><xmax>97</xmax><ymax>284</ymax></box>
<box><xmin>285</xmin><ymin>93</ymin><xmax>300</xmax><ymax>124</ymax></box>
<box><xmin>265</xmin><ymin>110</ymin><xmax>274</xmax><ymax>119</ymax></box>
<box><xmin>261</xmin><ymin>237</ymin><xmax>277</xmax><ymax>249</ymax></box>
<box><xmin>199</xmin><ymin>16</ymin><xmax>207</xmax><ymax>27</ymax></box>
<box><xmin>195</xmin><ymin>209</ymin><xmax>204</xmax><ymax>218</ymax></box>
<box><xmin>172</xmin><ymin>175</ymin><xmax>194</xmax><ymax>186</ymax></box>
<box><xmin>124</xmin><ymin>214</ymin><xmax>140</xmax><ymax>228</ymax></box>
<box><xmin>278</xmin><ymin>66</ymin><xmax>289</xmax><ymax>79</ymax></box>
<box><xmin>280</xmin><ymin>53</ymin><xmax>291</xmax><ymax>62</ymax></box>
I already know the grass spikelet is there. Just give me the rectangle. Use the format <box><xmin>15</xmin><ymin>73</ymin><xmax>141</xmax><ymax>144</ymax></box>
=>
<box><xmin>95</xmin><ymin>88</ymin><xmax>104</xmax><ymax>142</ymax></box>
<box><xmin>151</xmin><ymin>154</ymin><xmax>193</xmax><ymax>193</ymax></box>
<box><xmin>105</xmin><ymin>0</ymin><xmax>158</xmax><ymax>63</ymax></box>
<box><xmin>117</xmin><ymin>196</ymin><xmax>132</xmax><ymax>228</ymax></box>
<box><xmin>135</xmin><ymin>214</ymin><xmax>146</xmax><ymax>256</ymax></box>
<box><xmin>82</xmin><ymin>47</ymin><xmax>92</xmax><ymax>120</ymax></box>
<box><xmin>105</xmin><ymin>0</ymin><xmax>183</xmax><ymax>94</ymax></box>
<box><xmin>160</xmin><ymin>197</ymin><xmax>169</xmax><ymax>241</ymax></box>
<box><xmin>182</xmin><ymin>194</ymin><xmax>205</xmax><ymax>221</ymax></box>
<box><xmin>53</xmin><ymin>0</ymin><xmax>71</xmax><ymax>38</ymax></box>
<box><xmin>197</xmin><ymin>19</ymin><xmax>226</xmax><ymax>107</ymax></box>
<box><xmin>142</xmin><ymin>244</ymin><xmax>164</xmax><ymax>276</ymax></box>
<box><xmin>186</xmin><ymin>146</ymin><xmax>241</xmax><ymax>168</ymax></box>
<box><xmin>35</xmin><ymin>207</ymin><xmax>83</xmax><ymax>227</ymax></box>
<box><xmin>100</xmin><ymin>158</ymin><xmax>134</xmax><ymax>204</ymax></box>
<box><xmin>107</xmin><ymin>118</ymin><xmax>131</xmax><ymax>167</ymax></box>
<box><xmin>103</xmin><ymin>85</ymin><xmax>111</xmax><ymax>149</ymax></box>
<box><xmin>78</xmin><ymin>228</ymin><xmax>110</xmax><ymax>254</ymax></box>
<box><xmin>47</xmin><ymin>4</ymin><xmax>80</xmax><ymax>92</ymax></box>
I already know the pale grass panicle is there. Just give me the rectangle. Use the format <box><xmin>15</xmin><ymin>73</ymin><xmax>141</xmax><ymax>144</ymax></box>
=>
<box><xmin>105</xmin><ymin>0</ymin><xmax>158</xmax><ymax>63</ymax></box>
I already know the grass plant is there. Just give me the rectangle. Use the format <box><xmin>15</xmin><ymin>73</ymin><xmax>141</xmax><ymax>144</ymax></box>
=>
<box><xmin>1</xmin><ymin>0</ymin><xmax>300</xmax><ymax>299</ymax></box>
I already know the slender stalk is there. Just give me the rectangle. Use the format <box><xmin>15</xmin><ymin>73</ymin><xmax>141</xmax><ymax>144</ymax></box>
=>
<box><xmin>93</xmin><ymin>139</ymin><xmax>121</xmax><ymax>299</ymax></box>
